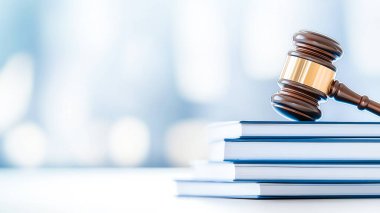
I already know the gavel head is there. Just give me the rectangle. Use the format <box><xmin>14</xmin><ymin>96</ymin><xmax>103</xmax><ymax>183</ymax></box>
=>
<box><xmin>271</xmin><ymin>30</ymin><xmax>343</xmax><ymax>121</ymax></box>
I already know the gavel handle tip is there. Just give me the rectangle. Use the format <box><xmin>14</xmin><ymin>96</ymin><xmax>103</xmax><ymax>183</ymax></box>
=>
<box><xmin>328</xmin><ymin>80</ymin><xmax>380</xmax><ymax>116</ymax></box>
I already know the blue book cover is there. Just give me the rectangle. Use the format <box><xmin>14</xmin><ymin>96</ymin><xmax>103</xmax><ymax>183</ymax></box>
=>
<box><xmin>208</xmin><ymin>121</ymin><xmax>380</xmax><ymax>141</ymax></box>
<box><xmin>176</xmin><ymin>179</ymin><xmax>380</xmax><ymax>199</ymax></box>
<box><xmin>192</xmin><ymin>161</ymin><xmax>380</xmax><ymax>181</ymax></box>
<box><xmin>239</xmin><ymin>121</ymin><xmax>380</xmax><ymax>124</ymax></box>
<box><xmin>209</xmin><ymin>137</ymin><xmax>380</xmax><ymax>163</ymax></box>
<box><xmin>224</xmin><ymin>138</ymin><xmax>380</xmax><ymax>142</ymax></box>
<box><xmin>177</xmin><ymin>194</ymin><xmax>380</xmax><ymax>199</ymax></box>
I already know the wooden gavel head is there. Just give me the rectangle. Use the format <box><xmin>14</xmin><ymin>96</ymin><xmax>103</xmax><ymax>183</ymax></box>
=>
<box><xmin>271</xmin><ymin>30</ymin><xmax>380</xmax><ymax>121</ymax></box>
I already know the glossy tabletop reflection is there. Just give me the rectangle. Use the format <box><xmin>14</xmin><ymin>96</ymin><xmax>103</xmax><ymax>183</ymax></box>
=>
<box><xmin>1</xmin><ymin>168</ymin><xmax>380</xmax><ymax>212</ymax></box>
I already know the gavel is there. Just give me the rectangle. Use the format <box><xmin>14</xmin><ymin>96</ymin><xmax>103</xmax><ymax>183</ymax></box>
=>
<box><xmin>271</xmin><ymin>30</ymin><xmax>380</xmax><ymax>121</ymax></box>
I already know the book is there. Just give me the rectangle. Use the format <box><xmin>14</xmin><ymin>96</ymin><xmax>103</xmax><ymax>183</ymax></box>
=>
<box><xmin>176</xmin><ymin>180</ymin><xmax>380</xmax><ymax>199</ymax></box>
<box><xmin>192</xmin><ymin>161</ymin><xmax>380</xmax><ymax>181</ymax></box>
<box><xmin>209</xmin><ymin>138</ymin><xmax>380</xmax><ymax>163</ymax></box>
<box><xmin>208</xmin><ymin>121</ymin><xmax>380</xmax><ymax>141</ymax></box>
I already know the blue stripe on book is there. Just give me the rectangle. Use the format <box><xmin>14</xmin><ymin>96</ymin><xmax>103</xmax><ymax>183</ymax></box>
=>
<box><xmin>239</xmin><ymin>121</ymin><xmax>380</xmax><ymax>124</ymax></box>
<box><xmin>238</xmin><ymin>136</ymin><xmax>380</xmax><ymax>139</ymax></box>
<box><xmin>224</xmin><ymin>138</ymin><xmax>380</xmax><ymax>142</ymax></box>
<box><xmin>236</xmin><ymin>180</ymin><xmax>380</xmax><ymax>183</ymax></box>
<box><xmin>257</xmin><ymin>195</ymin><xmax>380</xmax><ymax>199</ymax></box>
<box><xmin>220</xmin><ymin>160</ymin><xmax>380</xmax><ymax>164</ymax></box>
<box><xmin>178</xmin><ymin>195</ymin><xmax>380</xmax><ymax>199</ymax></box>
<box><xmin>176</xmin><ymin>179</ymin><xmax>380</xmax><ymax>184</ymax></box>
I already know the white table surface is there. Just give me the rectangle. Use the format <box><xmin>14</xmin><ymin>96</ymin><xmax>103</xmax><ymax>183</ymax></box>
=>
<box><xmin>1</xmin><ymin>168</ymin><xmax>380</xmax><ymax>213</ymax></box>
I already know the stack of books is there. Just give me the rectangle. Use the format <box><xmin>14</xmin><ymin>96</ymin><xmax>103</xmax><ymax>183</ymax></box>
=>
<box><xmin>176</xmin><ymin>121</ymin><xmax>380</xmax><ymax>199</ymax></box>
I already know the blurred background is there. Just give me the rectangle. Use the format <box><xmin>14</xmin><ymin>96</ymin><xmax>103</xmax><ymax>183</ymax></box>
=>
<box><xmin>0</xmin><ymin>0</ymin><xmax>379</xmax><ymax>168</ymax></box>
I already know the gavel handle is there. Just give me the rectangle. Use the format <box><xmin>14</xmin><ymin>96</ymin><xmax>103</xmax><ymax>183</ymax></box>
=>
<box><xmin>328</xmin><ymin>80</ymin><xmax>380</xmax><ymax>116</ymax></box>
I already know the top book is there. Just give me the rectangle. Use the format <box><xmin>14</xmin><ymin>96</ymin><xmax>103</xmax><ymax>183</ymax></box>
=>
<box><xmin>208</xmin><ymin>121</ymin><xmax>380</xmax><ymax>141</ymax></box>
